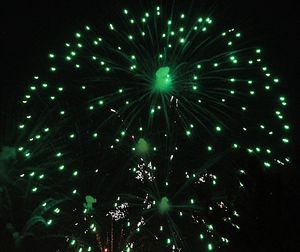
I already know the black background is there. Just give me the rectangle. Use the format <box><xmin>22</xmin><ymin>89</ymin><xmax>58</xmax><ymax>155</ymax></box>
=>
<box><xmin>0</xmin><ymin>0</ymin><xmax>299</xmax><ymax>251</ymax></box>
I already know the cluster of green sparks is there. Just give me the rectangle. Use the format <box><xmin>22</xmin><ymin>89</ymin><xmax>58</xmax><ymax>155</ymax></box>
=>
<box><xmin>2</xmin><ymin>3</ymin><xmax>291</xmax><ymax>252</ymax></box>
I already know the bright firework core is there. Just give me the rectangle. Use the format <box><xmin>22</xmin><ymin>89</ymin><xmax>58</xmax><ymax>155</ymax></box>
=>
<box><xmin>159</xmin><ymin>196</ymin><xmax>171</xmax><ymax>214</ymax></box>
<box><xmin>153</xmin><ymin>66</ymin><xmax>172</xmax><ymax>93</ymax></box>
<box><xmin>136</xmin><ymin>138</ymin><xmax>150</xmax><ymax>156</ymax></box>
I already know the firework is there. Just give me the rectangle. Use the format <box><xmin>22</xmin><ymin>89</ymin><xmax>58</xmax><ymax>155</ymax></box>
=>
<box><xmin>7</xmin><ymin>2</ymin><xmax>292</xmax><ymax>251</ymax></box>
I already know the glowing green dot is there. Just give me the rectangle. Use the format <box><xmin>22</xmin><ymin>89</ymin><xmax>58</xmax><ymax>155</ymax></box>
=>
<box><xmin>54</xmin><ymin>208</ymin><xmax>60</xmax><ymax>214</ymax></box>
<box><xmin>109</xmin><ymin>24</ymin><xmax>114</xmax><ymax>30</ymax></box>
<box><xmin>216</xmin><ymin>126</ymin><xmax>222</xmax><ymax>132</ymax></box>
<box><xmin>282</xmin><ymin>138</ymin><xmax>289</xmax><ymax>143</ymax></box>
<box><xmin>233</xmin><ymin>143</ymin><xmax>239</xmax><ymax>149</ymax></box>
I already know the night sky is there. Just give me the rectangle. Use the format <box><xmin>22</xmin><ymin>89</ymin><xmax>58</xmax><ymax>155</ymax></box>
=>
<box><xmin>0</xmin><ymin>1</ymin><xmax>299</xmax><ymax>251</ymax></box>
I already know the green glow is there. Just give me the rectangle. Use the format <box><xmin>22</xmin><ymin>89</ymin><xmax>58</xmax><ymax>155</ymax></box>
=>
<box><xmin>159</xmin><ymin>196</ymin><xmax>171</xmax><ymax>214</ymax></box>
<box><xmin>135</xmin><ymin>138</ymin><xmax>150</xmax><ymax>156</ymax></box>
<box><xmin>153</xmin><ymin>66</ymin><xmax>172</xmax><ymax>93</ymax></box>
<box><xmin>13</xmin><ymin>9</ymin><xmax>291</xmax><ymax>251</ymax></box>
<box><xmin>216</xmin><ymin>126</ymin><xmax>222</xmax><ymax>132</ymax></box>
<box><xmin>282</xmin><ymin>138</ymin><xmax>289</xmax><ymax>143</ymax></box>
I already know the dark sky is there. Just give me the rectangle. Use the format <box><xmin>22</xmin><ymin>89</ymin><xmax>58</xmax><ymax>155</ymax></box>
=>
<box><xmin>1</xmin><ymin>1</ymin><xmax>299</xmax><ymax>103</ymax></box>
<box><xmin>0</xmin><ymin>0</ymin><xmax>299</xmax><ymax>251</ymax></box>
